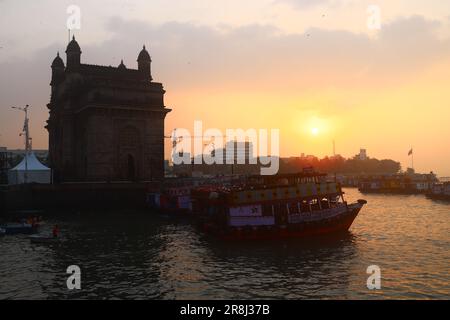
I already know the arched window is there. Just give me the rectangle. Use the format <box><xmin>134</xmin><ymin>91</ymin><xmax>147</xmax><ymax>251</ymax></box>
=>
<box><xmin>118</xmin><ymin>125</ymin><xmax>141</xmax><ymax>181</ymax></box>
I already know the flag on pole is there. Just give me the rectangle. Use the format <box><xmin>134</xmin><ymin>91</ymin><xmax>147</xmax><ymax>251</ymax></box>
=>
<box><xmin>408</xmin><ymin>148</ymin><xmax>413</xmax><ymax>156</ymax></box>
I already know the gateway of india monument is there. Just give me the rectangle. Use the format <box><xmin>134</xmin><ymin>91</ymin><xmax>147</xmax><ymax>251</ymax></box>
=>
<box><xmin>46</xmin><ymin>37</ymin><xmax>171</xmax><ymax>183</ymax></box>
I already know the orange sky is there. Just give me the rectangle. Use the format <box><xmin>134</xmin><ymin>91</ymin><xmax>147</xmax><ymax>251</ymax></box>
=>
<box><xmin>1</xmin><ymin>0</ymin><xmax>450</xmax><ymax>175</ymax></box>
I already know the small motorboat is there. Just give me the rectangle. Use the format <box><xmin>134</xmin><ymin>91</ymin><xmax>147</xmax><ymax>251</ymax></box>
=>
<box><xmin>28</xmin><ymin>235</ymin><xmax>60</xmax><ymax>245</ymax></box>
<box><xmin>1</xmin><ymin>223</ymin><xmax>39</xmax><ymax>235</ymax></box>
<box><xmin>0</xmin><ymin>228</ymin><xmax>6</xmax><ymax>237</ymax></box>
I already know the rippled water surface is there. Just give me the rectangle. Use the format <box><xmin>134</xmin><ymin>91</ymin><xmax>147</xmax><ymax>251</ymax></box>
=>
<box><xmin>0</xmin><ymin>189</ymin><xmax>449</xmax><ymax>299</ymax></box>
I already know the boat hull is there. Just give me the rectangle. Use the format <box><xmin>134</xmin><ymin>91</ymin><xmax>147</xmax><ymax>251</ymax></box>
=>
<box><xmin>1</xmin><ymin>224</ymin><xmax>39</xmax><ymax>235</ymax></box>
<box><xmin>202</xmin><ymin>204</ymin><xmax>363</xmax><ymax>241</ymax></box>
<box><xmin>29</xmin><ymin>236</ymin><xmax>60</xmax><ymax>244</ymax></box>
<box><xmin>359</xmin><ymin>187</ymin><xmax>423</xmax><ymax>195</ymax></box>
<box><xmin>426</xmin><ymin>193</ymin><xmax>450</xmax><ymax>201</ymax></box>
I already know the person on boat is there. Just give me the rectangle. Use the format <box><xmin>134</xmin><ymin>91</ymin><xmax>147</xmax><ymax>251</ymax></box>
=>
<box><xmin>31</xmin><ymin>216</ymin><xmax>38</xmax><ymax>228</ymax></box>
<box><xmin>52</xmin><ymin>225</ymin><xmax>59</xmax><ymax>239</ymax></box>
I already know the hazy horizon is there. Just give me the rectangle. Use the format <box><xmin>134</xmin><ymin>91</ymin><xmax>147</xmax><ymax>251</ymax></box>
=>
<box><xmin>1</xmin><ymin>0</ymin><xmax>450</xmax><ymax>175</ymax></box>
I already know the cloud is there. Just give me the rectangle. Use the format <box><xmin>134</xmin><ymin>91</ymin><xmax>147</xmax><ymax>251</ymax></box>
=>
<box><xmin>89</xmin><ymin>15</ymin><xmax>450</xmax><ymax>91</ymax></box>
<box><xmin>273</xmin><ymin>0</ymin><xmax>341</xmax><ymax>10</ymax></box>
<box><xmin>0</xmin><ymin>44</ymin><xmax>59</xmax><ymax>149</ymax></box>
<box><xmin>1</xmin><ymin>14</ymin><xmax>449</xmax><ymax>148</ymax></box>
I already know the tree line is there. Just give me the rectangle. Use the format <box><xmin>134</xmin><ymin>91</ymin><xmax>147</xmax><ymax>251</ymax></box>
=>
<box><xmin>279</xmin><ymin>155</ymin><xmax>401</xmax><ymax>175</ymax></box>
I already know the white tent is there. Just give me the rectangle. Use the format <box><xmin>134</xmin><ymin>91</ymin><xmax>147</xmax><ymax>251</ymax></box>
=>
<box><xmin>8</xmin><ymin>152</ymin><xmax>51</xmax><ymax>184</ymax></box>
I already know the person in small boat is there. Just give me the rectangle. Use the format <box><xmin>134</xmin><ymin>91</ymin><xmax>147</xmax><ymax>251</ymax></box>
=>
<box><xmin>31</xmin><ymin>216</ymin><xmax>38</xmax><ymax>228</ymax></box>
<box><xmin>52</xmin><ymin>225</ymin><xmax>59</xmax><ymax>239</ymax></box>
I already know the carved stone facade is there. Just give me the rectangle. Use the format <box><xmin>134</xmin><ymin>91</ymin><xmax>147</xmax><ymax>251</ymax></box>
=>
<box><xmin>46</xmin><ymin>37</ymin><xmax>171</xmax><ymax>182</ymax></box>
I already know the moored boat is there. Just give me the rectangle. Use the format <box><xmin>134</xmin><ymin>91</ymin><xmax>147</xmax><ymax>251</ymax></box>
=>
<box><xmin>358</xmin><ymin>172</ymin><xmax>437</xmax><ymax>194</ymax></box>
<box><xmin>147</xmin><ymin>185</ymin><xmax>193</xmax><ymax>215</ymax></box>
<box><xmin>28</xmin><ymin>235</ymin><xmax>60</xmax><ymax>244</ymax></box>
<box><xmin>426</xmin><ymin>182</ymin><xmax>450</xmax><ymax>201</ymax></box>
<box><xmin>146</xmin><ymin>176</ymin><xmax>242</xmax><ymax>216</ymax></box>
<box><xmin>1</xmin><ymin>223</ymin><xmax>39</xmax><ymax>235</ymax></box>
<box><xmin>191</xmin><ymin>172</ymin><xmax>367</xmax><ymax>241</ymax></box>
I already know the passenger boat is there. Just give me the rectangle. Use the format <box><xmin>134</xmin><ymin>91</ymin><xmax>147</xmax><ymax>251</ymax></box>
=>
<box><xmin>358</xmin><ymin>173</ymin><xmax>436</xmax><ymax>194</ymax></box>
<box><xmin>147</xmin><ymin>185</ymin><xmax>193</xmax><ymax>215</ymax></box>
<box><xmin>426</xmin><ymin>182</ymin><xmax>450</xmax><ymax>201</ymax></box>
<box><xmin>0</xmin><ymin>223</ymin><xmax>39</xmax><ymax>235</ymax></box>
<box><xmin>146</xmin><ymin>176</ymin><xmax>242</xmax><ymax>215</ymax></box>
<box><xmin>191</xmin><ymin>172</ymin><xmax>367</xmax><ymax>241</ymax></box>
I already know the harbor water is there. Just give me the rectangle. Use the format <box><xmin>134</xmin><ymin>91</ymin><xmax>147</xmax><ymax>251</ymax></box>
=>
<box><xmin>0</xmin><ymin>188</ymin><xmax>449</xmax><ymax>299</ymax></box>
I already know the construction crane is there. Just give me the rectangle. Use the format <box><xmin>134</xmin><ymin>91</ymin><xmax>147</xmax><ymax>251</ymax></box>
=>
<box><xmin>164</xmin><ymin>129</ymin><xmax>213</xmax><ymax>150</ymax></box>
<box><xmin>12</xmin><ymin>104</ymin><xmax>31</xmax><ymax>183</ymax></box>
<box><xmin>164</xmin><ymin>129</ymin><xmax>218</xmax><ymax>165</ymax></box>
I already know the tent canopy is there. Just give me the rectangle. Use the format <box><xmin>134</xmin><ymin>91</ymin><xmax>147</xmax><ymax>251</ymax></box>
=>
<box><xmin>8</xmin><ymin>152</ymin><xmax>51</xmax><ymax>185</ymax></box>
<box><xmin>10</xmin><ymin>152</ymin><xmax>50</xmax><ymax>171</ymax></box>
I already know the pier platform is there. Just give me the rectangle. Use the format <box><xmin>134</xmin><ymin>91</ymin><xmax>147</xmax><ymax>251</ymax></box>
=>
<box><xmin>0</xmin><ymin>182</ymin><xmax>159</xmax><ymax>214</ymax></box>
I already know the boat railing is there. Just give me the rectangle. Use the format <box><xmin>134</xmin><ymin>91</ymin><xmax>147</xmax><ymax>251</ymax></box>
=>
<box><xmin>288</xmin><ymin>204</ymin><xmax>347</xmax><ymax>223</ymax></box>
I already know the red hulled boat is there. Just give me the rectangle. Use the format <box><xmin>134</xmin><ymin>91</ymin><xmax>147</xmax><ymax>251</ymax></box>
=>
<box><xmin>191</xmin><ymin>172</ymin><xmax>367</xmax><ymax>241</ymax></box>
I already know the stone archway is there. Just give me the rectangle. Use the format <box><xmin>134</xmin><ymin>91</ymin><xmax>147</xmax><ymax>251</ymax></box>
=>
<box><xmin>127</xmin><ymin>154</ymin><xmax>136</xmax><ymax>181</ymax></box>
<box><xmin>118</xmin><ymin>125</ymin><xmax>142</xmax><ymax>181</ymax></box>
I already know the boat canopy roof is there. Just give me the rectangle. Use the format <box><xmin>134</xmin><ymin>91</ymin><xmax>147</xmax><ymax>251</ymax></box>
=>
<box><xmin>250</xmin><ymin>172</ymin><xmax>328</xmax><ymax>179</ymax></box>
<box><xmin>247</xmin><ymin>172</ymin><xmax>328</xmax><ymax>186</ymax></box>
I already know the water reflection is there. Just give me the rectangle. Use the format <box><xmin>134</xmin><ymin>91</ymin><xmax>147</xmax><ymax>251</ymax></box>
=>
<box><xmin>0</xmin><ymin>189</ymin><xmax>449</xmax><ymax>299</ymax></box>
<box><xmin>195</xmin><ymin>233</ymin><xmax>360</xmax><ymax>299</ymax></box>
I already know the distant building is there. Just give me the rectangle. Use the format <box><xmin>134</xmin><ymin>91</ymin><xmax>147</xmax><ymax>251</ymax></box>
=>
<box><xmin>0</xmin><ymin>147</ymin><xmax>10</xmax><ymax>184</ymax></box>
<box><xmin>359</xmin><ymin>149</ymin><xmax>367</xmax><ymax>161</ymax></box>
<box><xmin>216</xmin><ymin>141</ymin><xmax>254</xmax><ymax>164</ymax></box>
<box><xmin>46</xmin><ymin>37</ymin><xmax>171</xmax><ymax>182</ymax></box>
<box><xmin>172</xmin><ymin>152</ymin><xmax>193</xmax><ymax>177</ymax></box>
<box><xmin>172</xmin><ymin>142</ymin><xmax>259</xmax><ymax>177</ymax></box>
